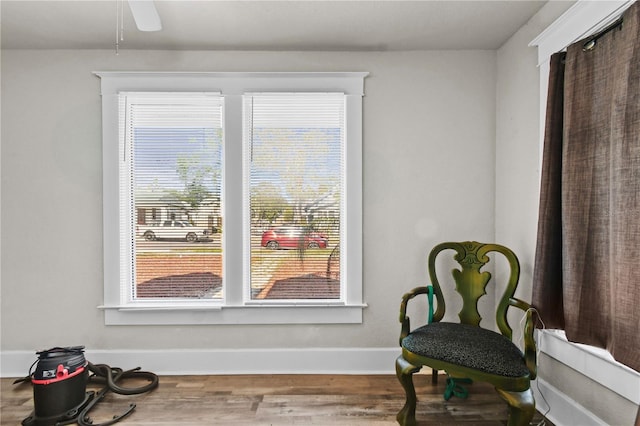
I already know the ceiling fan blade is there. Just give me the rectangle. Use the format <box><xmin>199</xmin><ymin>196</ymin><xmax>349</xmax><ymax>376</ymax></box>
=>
<box><xmin>128</xmin><ymin>0</ymin><xmax>162</xmax><ymax>32</ymax></box>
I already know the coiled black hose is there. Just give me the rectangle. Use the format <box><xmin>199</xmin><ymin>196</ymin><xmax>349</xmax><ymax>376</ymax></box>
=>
<box><xmin>75</xmin><ymin>363</ymin><xmax>159</xmax><ymax>426</ymax></box>
<box><xmin>87</xmin><ymin>363</ymin><xmax>159</xmax><ymax>395</ymax></box>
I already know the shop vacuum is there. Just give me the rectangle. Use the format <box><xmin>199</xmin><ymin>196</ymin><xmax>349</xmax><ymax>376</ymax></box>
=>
<box><xmin>15</xmin><ymin>346</ymin><xmax>159</xmax><ymax>426</ymax></box>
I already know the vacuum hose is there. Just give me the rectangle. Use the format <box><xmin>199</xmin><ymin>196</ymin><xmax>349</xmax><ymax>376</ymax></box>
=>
<box><xmin>76</xmin><ymin>362</ymin><xmax>159</xmax><ymax>426</ymax></box>
<box><xmin>87</xmin><ymin>362</ymin><xmax>159</xmax><ymax>395</ymax></box>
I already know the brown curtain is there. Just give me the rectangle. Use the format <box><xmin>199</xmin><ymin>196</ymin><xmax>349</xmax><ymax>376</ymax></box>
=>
<box><xmin>533</xmin><ymin>1</ymin><xmax>640</xmax><ymax>372</ymax></box>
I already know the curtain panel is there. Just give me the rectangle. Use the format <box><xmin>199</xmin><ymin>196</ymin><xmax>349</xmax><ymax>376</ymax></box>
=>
<box><xmin>533</xmin><ymin>1</ymin><xmax>640</xmax><ymax>372</ymax></box>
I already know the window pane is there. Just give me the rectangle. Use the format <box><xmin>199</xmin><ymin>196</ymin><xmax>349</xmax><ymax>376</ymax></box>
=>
<box><xmin>122</xmin><ymin>94</ymin><xmax>224</xmax><ymax>301</ymax></box>
<box><xmin>246</xmin><ymin>93</ymin><xmax>343</xmax><ymax>300</ymax></box>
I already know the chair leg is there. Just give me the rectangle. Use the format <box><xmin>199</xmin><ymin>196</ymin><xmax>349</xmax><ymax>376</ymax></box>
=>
<box><xmin>495</xmin><ymin>387</ymin><xmax>536</xmax><ymax>426</ymax></box>
<box><xmin>432</xmin><ymin>368</ymin><xmax>438</xmax><ymax>384</ymax></box>
<box><xmin>395</xmin><ymin>355</ymin><xmax>421</xmax><ymax>426</ymax></box>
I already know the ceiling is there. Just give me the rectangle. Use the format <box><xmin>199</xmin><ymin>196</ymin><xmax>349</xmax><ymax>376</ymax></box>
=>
<box><xmin>1</xmin><ymin>1</ymin><xmax>550</xmax><ymax>51</ymax></box>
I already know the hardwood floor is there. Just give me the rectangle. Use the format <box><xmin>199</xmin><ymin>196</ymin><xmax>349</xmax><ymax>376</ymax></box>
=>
<box><xmin>2</xmin><ymin>373</ymin><xmax>551</xmax><ymax>425</ymax></box>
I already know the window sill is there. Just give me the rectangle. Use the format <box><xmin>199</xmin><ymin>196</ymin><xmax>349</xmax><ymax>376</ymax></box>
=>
<box><xmin>98</xmin><ymin>303</ymin><xmax>367</xmax><ymax>325</ymax></box>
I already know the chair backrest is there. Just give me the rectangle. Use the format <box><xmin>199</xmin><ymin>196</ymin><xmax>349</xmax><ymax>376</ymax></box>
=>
<box><xmin>428</xmin><ymin>241</ymin><xmax>521</xmax><ymax>340</ymax></box>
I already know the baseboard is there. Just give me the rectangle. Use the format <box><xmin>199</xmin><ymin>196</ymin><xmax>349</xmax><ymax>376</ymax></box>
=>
<box><xmin>537</xmin><ymin>330</ymin><xmax>640</xmax><ymax>404</ymax></box>
<box><xmin>1</xmin><ymin>347</ymin><xmax>402</xmax><ymax>377</ymax></box>
<box><xmin>533</xmin><ymin>377</ymin><xmax>608</xmax><ymax>426</ymax></box>
<box><xmin>4</xmin><ymin>346</ymin><xmax>601</xmax><ymax>424</ymax></box>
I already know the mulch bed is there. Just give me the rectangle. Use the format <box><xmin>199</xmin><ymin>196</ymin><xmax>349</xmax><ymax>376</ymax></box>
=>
<box><xmin>261</xmin><ymin>273</ymin><xmax>340</xmax><ymax>299</ymax></box>
<box><xmin>136</xmin><ymin>254</ymin><xmax>221</xmax><ymax>298</ymax></box>
<box><xmin>134</xmin><ymin>252</ymin><xmax>339</xmax><ymax>299</ymax></box>
<box><xmin>136</xmin><ymin>272</ymin><xmax>221</xmax><ymax>298</ymax></box>
<box><xmin>257</xmin><ymin>255</ymin><xmax>340</xmax><ymax>299</ymax></box>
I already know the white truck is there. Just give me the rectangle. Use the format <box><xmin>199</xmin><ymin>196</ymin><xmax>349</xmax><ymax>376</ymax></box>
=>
<box><xmin>138</xmin><ymin>220</ymin><xmax>211</xmax><ymax>242</ymax></box>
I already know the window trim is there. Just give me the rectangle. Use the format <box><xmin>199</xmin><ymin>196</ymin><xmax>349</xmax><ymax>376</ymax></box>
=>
<box><xmin>95</xmin><ymin>72</ymin><xmax>368</xmax><ymax>325</ymax></box>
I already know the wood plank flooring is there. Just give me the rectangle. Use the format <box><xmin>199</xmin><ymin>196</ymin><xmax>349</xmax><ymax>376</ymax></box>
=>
<box><xmin>1</xmin><ymin>374</ymin><xmax>552</xmax><ymax>425</ymax></box>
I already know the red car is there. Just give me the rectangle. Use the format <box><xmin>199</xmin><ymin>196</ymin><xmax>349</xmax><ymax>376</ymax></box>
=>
<box><xmin>261</xmin><ymin>226</ymin><xmax>328</xmax><ymax>249</ymax></box>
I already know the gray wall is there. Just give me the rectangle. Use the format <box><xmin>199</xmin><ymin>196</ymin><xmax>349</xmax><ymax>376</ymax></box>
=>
<box><xmin>1</xmin><ymin>49</ymin><xmax>496</xmax><ymax>351</ymax></box>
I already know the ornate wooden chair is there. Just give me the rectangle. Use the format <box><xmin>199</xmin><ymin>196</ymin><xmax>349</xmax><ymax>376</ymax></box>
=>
<box><xmin>396</xmin><ymin>241</ymin><xmax>537</xmax><ymax>426</ymax></box>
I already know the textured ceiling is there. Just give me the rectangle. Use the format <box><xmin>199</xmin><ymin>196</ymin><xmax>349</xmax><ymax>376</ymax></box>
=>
<box><xmin>1</xmin><ymin>1</ymin><xmax>550</xmax><ymax>51</ymax></box>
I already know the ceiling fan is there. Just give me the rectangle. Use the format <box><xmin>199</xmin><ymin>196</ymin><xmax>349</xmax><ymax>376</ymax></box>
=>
<box><xmin>128</xmin><ymin>0</ymin><xmax>162</xmax><ymax>32</ymax></box>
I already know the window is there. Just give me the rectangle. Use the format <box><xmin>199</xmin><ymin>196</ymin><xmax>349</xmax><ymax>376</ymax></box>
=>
<box><xmin>528</xmin><ymin>0</ymin><xmax>640</xmax><ymax>403</ymax></box>
<box><xmin>97</xmin><ymin>72</ymin><xmax>367</xmax><ymax>324</ymax></box>
<box><xmin>122</xmin><ymin>93</ymin><xmax>224</xmax><ymax>301</ymax></box>
<box><xmin>245</xmin><ymin>93</ymin><xmax>343</xmax><ymax>300</ymax></box>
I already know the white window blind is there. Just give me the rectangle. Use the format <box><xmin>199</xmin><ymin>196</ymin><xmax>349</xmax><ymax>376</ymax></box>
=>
<box><xmin>120</xmin><ymin>92</ymin><xmax>224</xmax><ymax>303</ymax></box>
<box><xmin>243</xmin><ymin>93</ymin><xmax>345</xmax><ymax>301</ymax></box>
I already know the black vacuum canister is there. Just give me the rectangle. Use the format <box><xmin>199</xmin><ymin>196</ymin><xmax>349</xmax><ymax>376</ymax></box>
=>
<box><xmin>30</xmin><ymin>346</ymin><xmax>89</xmax><ymax>420</ymax></box>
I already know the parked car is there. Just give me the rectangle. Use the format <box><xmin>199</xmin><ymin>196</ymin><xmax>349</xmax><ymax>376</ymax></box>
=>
<box><xmin>261</xmin><ymin>226</ymin><xmax>328</xmax><ymax>249</ymax></box>
<box><xmin>139</xmin><ymin>220</ymin><xmax>211</xmax><ymax>242</ymax></box>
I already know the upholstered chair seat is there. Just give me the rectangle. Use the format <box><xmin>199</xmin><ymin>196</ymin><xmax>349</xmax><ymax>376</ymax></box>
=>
<box><xmin>402</xmin><ymin>322</ymin><xmax>530</xmax><ymax>378</ymax></box>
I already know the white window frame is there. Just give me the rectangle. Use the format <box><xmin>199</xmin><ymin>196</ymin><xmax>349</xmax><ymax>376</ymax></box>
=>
<box><xmin>96</xmin><ymin>72</ymin><xmax>368</xmax><ymax>325</ymax></box>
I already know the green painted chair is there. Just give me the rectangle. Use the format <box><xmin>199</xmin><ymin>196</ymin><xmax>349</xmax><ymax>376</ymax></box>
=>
<box><xmin>396</xmin><ymin>241</ymin><xmax>537</xmax><ymax>426</ymax></box>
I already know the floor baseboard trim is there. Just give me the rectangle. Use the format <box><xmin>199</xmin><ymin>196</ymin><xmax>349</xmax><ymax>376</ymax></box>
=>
<box><xmin>537</xmin><ymin>330</ymin><xmax>639</xmax><ymax>404</ymax></box>
<box><xmin>2</xmin><ymin>347</ymin><xmax>402</xmax><ymax>377</ymax></box>
<box><xmin>533</xmin><ymin>378</ymin><xmax>608</xmax><ymax>426</ymax></box>
<box><xmin>4</xmin><ymin>347</ymin><xmax>592</xmax><ymax>423</ymax></box>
